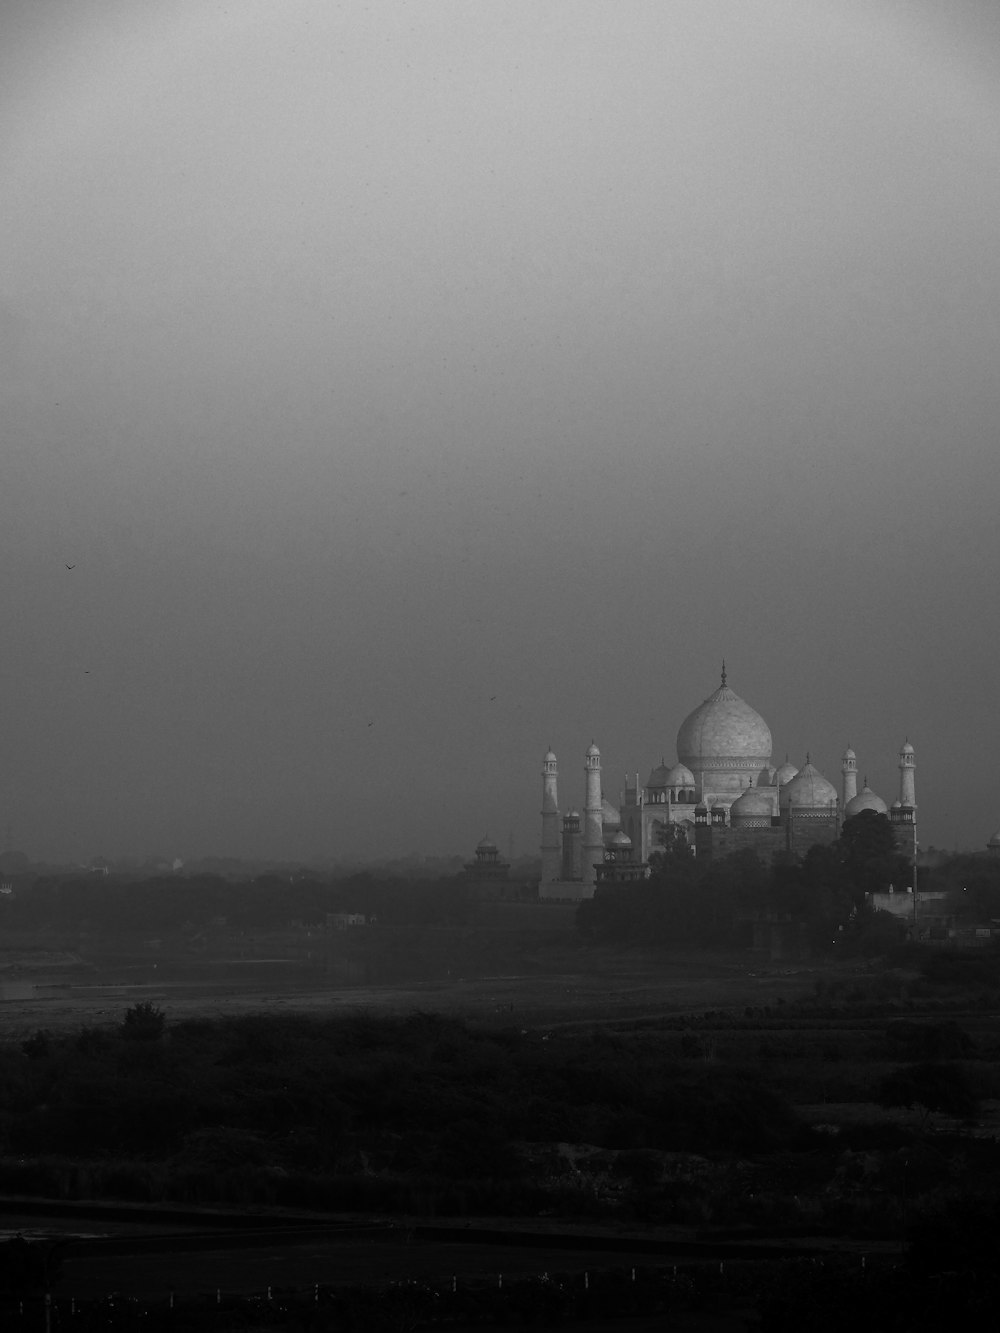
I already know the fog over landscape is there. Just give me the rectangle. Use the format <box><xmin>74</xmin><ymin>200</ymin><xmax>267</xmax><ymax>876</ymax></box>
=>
<box><xmin>3</xmin><ymin>0</ymin><xmax>999</xmax><ymax>864</ymax></box>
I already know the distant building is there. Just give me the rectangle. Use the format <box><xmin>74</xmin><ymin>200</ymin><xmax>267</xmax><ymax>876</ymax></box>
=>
<box><xmin>463</xmin><ymin>835</ymin><xmax>509</xmax><ymax>883</ymax></box>
<box><xmin>594</xmin><ymin>831</ymin><xmax>649</xmax><ymax>886</ymax></box>
<box><xmin>326</xmin><ymin>912</ymin><xmax>367</xmax><ymax>929</ymax></box>
<box><xmin>866</xmin><ymin>886</ymin><xmax>1000</xmax><ymax>946</ymax></box>
<box><xmin>867</xmin><ymin>888</ymin><xmax>951</xmax><ymax>930</ymax></box>
<box><xmin>462</xmin><ymin>835</ymin><xmax>537</xmax><ymax>902</ymax></box>
<box><xmin>540</xmin><ymin>669</ymin><xmax>917</xmax><ymax>900</ymax></box>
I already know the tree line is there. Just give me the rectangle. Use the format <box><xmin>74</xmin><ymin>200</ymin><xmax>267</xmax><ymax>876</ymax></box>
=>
<box><xmin>579</xmin><ymin>811</ymin><xmax>946</xmax><ymax>952</ymax></box>
<box><xmin>0</xmin><ymin>871</ymin><xmax>469</xmax><ymax>934</ymax></box>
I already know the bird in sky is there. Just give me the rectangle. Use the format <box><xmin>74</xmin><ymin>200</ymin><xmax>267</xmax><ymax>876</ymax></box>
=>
<box><xmin>65</xmin><ymin>563</ymin><xmax>76</xmax><ymax>570</ymax></box>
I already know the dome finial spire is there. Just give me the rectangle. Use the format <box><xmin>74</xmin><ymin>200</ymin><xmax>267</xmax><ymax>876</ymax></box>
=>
<box><xmin>720</xmin><ymin>659</ymin><xmax>727</xmax><ymax>687</ymax></box>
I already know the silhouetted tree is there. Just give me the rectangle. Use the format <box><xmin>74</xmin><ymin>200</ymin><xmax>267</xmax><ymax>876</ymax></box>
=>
<box><xmin>0</xmin><ymin>1236</ymin><xmax>62</xmax><ymax>1297</ymax></box>
<box><xmin>120</xmin><ymin>1001</ymin><xmax>166</xmax><ymax>1041</ymax></box>
<box><xmin>20</xmin><ymin>1030</ymin><xmax>52</xmax><ymax>1060</ymax></box>
<box><xmin>839</xmin><ymin>810</ymin><xmax>910</xmax><ymax>902</ymax></box>
<box><xmin>878</xmin><ymin>1061</ymin><xmax>978</xmax><ymax>1118</ymax></box>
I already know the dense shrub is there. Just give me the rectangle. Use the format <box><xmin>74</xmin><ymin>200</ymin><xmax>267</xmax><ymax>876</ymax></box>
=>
<box><xmin>883</xmin><ymin>1019</ymin><xmax>975</xmax><ymax>1061</ymax></box>
<box><xmin>909</xmin><ymin>1194</ymin><xmax>1000</xmax><ymax>1275</ymax></box>
<box><xmin>0</xmin><ymin>1010</ymin><xmax>814</xmax><ymax>1214</ymax></box>
<box><xmin>19</xmin><ymin>1030</ymin><xmax>52</xmax><ymax>1060</ymax></box>
<box><xmin>120</xmin><ymin>1001</ymin><xmax>166</xmax><ymax>1041</ymax></box>
<box><xmin>877</xmin><ymin>1061</ymin><xmax>978</xmax><ymax>1118</ymax></box>
<box><xmin>2</xmin><ymin>1004</ymin><xmax>997</xmax><ymax>1234</ymax></box>
<box><xmin>918</xmin><ymin>948</ymin><xmax>1000</xmax><ymax>992</ymax></box>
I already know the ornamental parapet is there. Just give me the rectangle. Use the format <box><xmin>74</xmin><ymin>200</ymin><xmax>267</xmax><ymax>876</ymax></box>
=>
<box><xmin>692</xmin><ymin>756</ymin><xmax>772</xmax><ymax>770</ymax></box>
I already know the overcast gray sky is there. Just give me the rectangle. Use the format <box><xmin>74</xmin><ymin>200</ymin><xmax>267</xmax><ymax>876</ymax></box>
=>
<box><xmin>3</xmin><ymin>0</ymin><xmax>999</xmax><ymax>863</ymax></box>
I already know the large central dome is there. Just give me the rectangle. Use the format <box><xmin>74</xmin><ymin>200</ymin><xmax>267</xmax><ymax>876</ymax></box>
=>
<box><xmin>677</xmin><ymin>672</ymin><xmax>772</xmax><ymax>774</ymax></box>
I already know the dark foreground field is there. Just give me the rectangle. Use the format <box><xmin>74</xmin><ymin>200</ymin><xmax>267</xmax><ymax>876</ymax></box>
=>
<box><xmin>1</xmin><ymin>934</ymin><xmax>999</xmax><ymax>1328</ymax></box>
<box><xmin>0</xmin><ymin>1210</ymin><xmax>984</xmax><ymax>1332</ymax></box>
<box><xmin>0</xmin><ymin>1209</ymin><xmax>915</xmax><ymax>1333</ymax></box>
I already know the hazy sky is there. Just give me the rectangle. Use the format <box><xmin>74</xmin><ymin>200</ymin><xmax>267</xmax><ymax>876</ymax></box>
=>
<box><xmin>3</xmin><ymin>0</ymin><xmax>999</xmax><ymax>863</ymax></box>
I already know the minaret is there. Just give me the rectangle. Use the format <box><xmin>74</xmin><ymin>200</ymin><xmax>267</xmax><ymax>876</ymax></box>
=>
<box><xmin>562</xmin><ymin>810</ymin><xmax>581</xmax><ymax>880</ymax></box>
<box><xmin>898</xmin><ymin>740</ymin><xmax>916</xmax><ymax>809</ymax></box>
<box><xmin>582</xmin><ymin>741</ymin><xmax>604</xmax><ymax>892</ymax></box>
<box><xmin>540</xmin><ymin>749</ymin><xmax>561</xmax><ymax>884</ymax></box>
<box><xmin>841</xmin><ymin>746</ymin><xmax>858</xmax><ymax>806</ymax></box>
<box><xmin>891</xmin><ymin>739</ymin><xmax>917</xmax><ymax>865</ymax></box>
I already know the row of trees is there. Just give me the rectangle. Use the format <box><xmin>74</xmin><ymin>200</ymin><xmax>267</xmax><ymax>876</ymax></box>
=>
<box><xmin>579</xmin><ymin>812</ymin><xmax>919</xmax><ymax>952</ymax></box>
<box><xmin>6</xmin><ymin>811</ymin><xmax>998</xmax><ymax>951</ymax></box>
<box><xmin>3</xmin><ymin>991</ymin><xmax>999</xmax><ymax>1233</ymax></box>
<box><xmin>0</xmin><ymin>1008</ymin><xmax>816</xmax><ymax>1220</ymax></box>
<box><xmin>0</xmin><ymin>871</ymin><xmax>470</xmax><ymax>934</ymax></box>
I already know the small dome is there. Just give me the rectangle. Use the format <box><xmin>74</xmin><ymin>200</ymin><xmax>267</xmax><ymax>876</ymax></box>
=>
<box><xmin>477</xmin><ymin>836</ymin><xmax>498</xmax><ymax>853</ymax></box>
<box><xmin>774</xmin><ymin>761</ymin><xmax>799</xmax><ymax>786</ymax></box>
<box><xmin>900</xmin><ymin>741</ymin><xmax>914</xmax><ymax>755</ymax></box>
<box><xmin>842</xmin><ymin>746</ymin><xmax>856</xmax><ymax>761</ymax></box>
<box><xmin>781</xmin><ymin>762</ymin><xmax>838</xmax><ymax>810</ymax></box>
<box><xmin>988</xmin><ymin>829</ymin><xmax>1000</xmax><ymax>849</ymax></box>
<box><xmin>730</xmin><ymin>787</ymin><xmax>773</xmax><ymax>817</ymax></box>
<box><xmin>611</xmin><ymin>830</ymin><xmax>632</xmax><ymax>848</ymax></box>
<box><xmin>601</xmin><ymin>797</ymin><xmax>621</xmax><ymax>826</ymax></box>
<box><xmin>646</xmin><ymin>761</ymin><xmax>671</xmax><ymax>788</ymax></box>
<box><xmin>544</xmin><ymin>749</ymin><xmax>557</xmax><ymax>763</ymax></box>
<box><xmin>844</xmin><ymin>785</ymin><xmax>888</xmax><ymax>818</ymax></box>
<box><xmin>665</xmin><ymin>762</ymin><xmax>696</xmax><ymax>787</ymax></box>
<box><xmin>586</xmin><ymin>742</ymin><xmax>600</xmax><ymax>758</ymax></box>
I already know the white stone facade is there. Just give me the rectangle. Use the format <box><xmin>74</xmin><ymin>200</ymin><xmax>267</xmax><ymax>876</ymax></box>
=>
<box><xmin>540</xmin><ymin>671</ymin><xmax>917</xmax><ymax>880</ymax></box>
